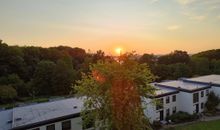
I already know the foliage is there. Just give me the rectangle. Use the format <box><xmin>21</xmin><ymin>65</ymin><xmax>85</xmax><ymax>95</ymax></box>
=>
<box><xmin>1</xmin><ymin>39</ymin><xmax>220</xmax><ymax>103</ymax></box>
<box><xmin>139</xmin><ymin>54</ymin><xmax>156</xmax><ymax>66</ymax></box>
<box><xmin>167</xmin><ymin>111</ymin><xmax>199</xmax><ymax>123</ymax></box>
<box><xmin>158</xmin><ymin>50</ymin><xmax>190</xmax><ymax>64</ymax></box>
<box><xmin>205</xmin><ymin>92</ymin><xmax>220</xmax><ymax>113</ymax></box>
<box><xmin>211</xmin><ymin>59</ymin><xmax>220</xmax><ymax>74</ymax></box>
<box><xmin>52</xmin><ymin>58</ymin><xmax>76</xmax><ymax>95</ymax></box>
<box><xmin>75</xmin><ymin>53</ymin><xmax>155</xmax><ymax>130</ymax></box>
<box><xmin>31</xmin><ymin>60</ymin><xmax>56</xmax><ymax>96</ymax></box>
<box><xmin>193</xmin><ymin>49</ymin><xmax>220</xmax><ymax>60</ymax></box>
<box><xmin>0</xmin><ymin>85</ymin><xmax>17</xmax><ymax>103</ymax></box>
<box><xmin>0</xmin><ymin>74</ymin><xmax>26</xmax><ymax>96</ymax></box>
<box><xmin>190</xmin><ymin>57</ymin><xmax>210</xmax><ymax>75</ymax></box>
<box><xmin>151</xmin><ymin>121</ymin><xmax>162</xmax><ymax>130</ymax></box>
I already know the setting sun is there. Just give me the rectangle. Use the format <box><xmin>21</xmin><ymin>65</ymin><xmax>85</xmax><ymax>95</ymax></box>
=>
<box><xmin>115</xmin><ymin>47</ymin><xmax>123</xmax><ymax>55</ymax></box>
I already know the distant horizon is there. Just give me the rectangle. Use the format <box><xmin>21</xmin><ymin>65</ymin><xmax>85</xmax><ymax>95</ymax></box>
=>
<box><xmin>1</xmin><ymin>39</ymin><xmax>218</xmax><ymax>55</ymax></box>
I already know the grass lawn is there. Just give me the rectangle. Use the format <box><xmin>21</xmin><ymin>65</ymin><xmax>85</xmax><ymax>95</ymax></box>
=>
<box><xmin>166</xmin><ymin>120</ymin><xmax>220</xmax><ymax>130</ymax></box>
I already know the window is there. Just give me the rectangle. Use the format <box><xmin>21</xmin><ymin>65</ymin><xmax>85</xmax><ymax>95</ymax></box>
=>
<box><xmin>193</xmin><ymin>93</ymin><xmax>199</xmax><ymax>103</ymax></box>
<box><xmin>46</xmin><ymin>124</ymin><xmax>55</xmax><ymax>130</ymax></box>
<box><xmin>156</xmin><ymin>98</ymin><xmax>163</xmax><ymax>110</ymax></box>
<box><xmin>172</xmin><ymin>106</ymin><xmax>176</xmax><ymax>114</ymax></box>
<box><xmin>201</xmin><ymin>91</ymin><xmax>204</xmax><ymax>97</ymax></box>
<box><xmin>62</xmin><ymin>120</ymin><xmax>71</xmax><ymax>130</ymax></box>
<box><xmin>201</xmin><ymin>103</ymin><xmax>204</xmax><ymax>109</ymax></box>
<box><xmin>166</xmin><ymin>96</ymin><xmax>170</xmax><ymax>104</ymax></box>
<box><xmin>206</xmin><ymin>89</ymin><xmax>209</xmax><ymax>96</ymax></box>
<box><xmin>172</xmin><ymin>95</ymin><xmax>176</xmax><ymax>102</ymax></box>
<box><xmin>32</xmin><ymin>128</ymin><xmax>40</xmax><ymax>130</ymax></box>
<box><xmin>166</xmin><ymin>109</ymin><xmax>170</xmax><ymax>117</ymax></box>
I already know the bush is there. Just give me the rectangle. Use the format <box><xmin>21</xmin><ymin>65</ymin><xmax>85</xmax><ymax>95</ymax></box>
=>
<box><xmin>205</xmin><ymin>92</ymin><xmax>220</xmax><ymax>113</ymax></box>
<box><xmin>0</xmin><ymin>85</ymin><xmax>17</xmax><ymax>103</ymax></box>
<box><xmin>167</xmin><ymin>111</ymin><xmax>199</xmax><ymax>123</ymax></box>
<box><xmin>151</xmin><ymin>121</ymin><xmax>162</xmax><ymax>130</ymax></box>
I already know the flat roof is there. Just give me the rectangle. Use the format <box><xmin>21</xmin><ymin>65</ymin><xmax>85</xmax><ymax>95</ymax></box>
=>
<box><xmin>186</xmin><ymin>74</ymin><xmax>220</xmax><ymax>86</ymax></box>
<box><xmin>12</xmin><ymin>97</ymin><xmax>84</xmax><ymax>129</ymax></box>
<box><xmin>149</xmin><ymin>83</ymin><xmax>179</xmax><ymax>98</ymax></box>
<box><xmin>0</xmin><ymin>97</ymin><xmax>84</xmax><ymax>130</ymax></box>
<box><xmin>0</xmin><ymin>109</ymin><xmax>12</xmax><ymax>130</ymax></box>
<box><xmin>156</xmin><ymin>80</ymin><xmax>210</xmax><ymax>92</ymax></box>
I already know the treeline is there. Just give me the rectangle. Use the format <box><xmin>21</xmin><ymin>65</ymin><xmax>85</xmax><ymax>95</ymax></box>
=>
<box><xmin>0</xmin><ymin>40</ymin><xmax>108</xmax><ymax>103</ymax></box>
<box><xmin>0</xmin><ymin>39</ymin><xmax>220</xmax><ymax>103</ymax></box>
<box><xmin>139</xmin><ymin>50</ymin><xmax>220</xmax><ymax>81</ymax></box>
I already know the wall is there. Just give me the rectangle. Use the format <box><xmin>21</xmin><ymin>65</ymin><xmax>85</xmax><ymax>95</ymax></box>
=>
<box><xmin>28</xmin><ymin>117</ymin><xmax>82</xmax><ymax>130</ymax></box>
<box><xmin>178</xmin><ymin>89</ymin><xmax>209</xmax><ymax>114</ymax></box>
<box><xmin>144</xmin><ymin>93</ymin><xmax>178</xmax><ymax>123</ymax></box>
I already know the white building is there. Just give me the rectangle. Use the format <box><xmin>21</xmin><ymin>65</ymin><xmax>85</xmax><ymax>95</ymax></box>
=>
<box><xmin>143</xmin><ymin>84</ymin><xmax>179</xmax><ymax>122</ymax></box>
<box><xmin>145</xmin><ymin>75</ymin><xmax>220</xmax><ymax>123</ymax></box>
<box><xmin>0</xmin><ymin>98</ymin><xmax>85</xmax><ymax>130</ymax></box>
<box><xmin>1</xmin><ymin>74</ymin><xmax>220</xmax><ymax>129</ymax></box>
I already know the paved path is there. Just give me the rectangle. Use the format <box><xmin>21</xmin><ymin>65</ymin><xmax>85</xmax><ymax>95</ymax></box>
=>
<box><xmin>201</xmin><ymin>114</ymin><xmax>220</xmax><ymax>121</ymax></box>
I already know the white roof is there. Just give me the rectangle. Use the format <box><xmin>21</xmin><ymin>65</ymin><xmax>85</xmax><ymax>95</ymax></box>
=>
<box><xmin>187</xmin><ymin>74</ymin><xmax>220</xmax><ymax>85</ymax></box>
<box><xmin>157</xmin><ymin>80</ymin><xmax>208</xmax><ymax>91</ymax></box>
<box><xmin>0</xmin><ymin>110</ymin><xmax>12</xmax><ymax>130</ymax></box>
<box><xmin>151</xmin><ymin>83</ymin><xmax>178</xmax><ymax>96</ymax></box>
<box><xmin>0</xmin><ymin>97</ymin><xmax>84</xmax><ymax>130</ymax></box>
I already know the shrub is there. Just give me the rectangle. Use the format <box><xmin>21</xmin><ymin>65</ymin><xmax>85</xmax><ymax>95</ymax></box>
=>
<box><xmin>151</xmin><ymin>121</ymin><xmax>162</xmax><ymax>130</ymax></box>
<box><xmin>167</xmin><ymin>111</ymin><xmax>198</xmax><ymax>123</ymax></box>
<box><xmin>205</xmin><ymin>92</ymin><xmax>220</xmax><ymax>113</ymax></box>
<box><xmin>0</xmin><ymin>85</ymin><xmax>17</xmax><ymax>103</ymax></box>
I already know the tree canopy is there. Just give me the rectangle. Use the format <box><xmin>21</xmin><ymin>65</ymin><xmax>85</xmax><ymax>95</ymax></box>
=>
<box><xmin>0</xmin><ymin>39</ymin><xmax>220</xmax><ymax>103</ymax></box>
<box><xmin>75</xmin><ymin>53</ymin><xmax>155</xmax><ymax>130</ymax></box>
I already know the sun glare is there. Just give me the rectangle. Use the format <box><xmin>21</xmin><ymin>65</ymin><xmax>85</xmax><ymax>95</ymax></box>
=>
<box><xmin>115</xmin><ymin>47</ymin><xmax>123</xmax><ymax>55</ymax></box>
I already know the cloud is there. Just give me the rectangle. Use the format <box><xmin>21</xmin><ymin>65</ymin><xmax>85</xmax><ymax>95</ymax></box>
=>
<box><xmin>151</xmin><ymin>0</ymin><xmax>159</xmax><ymax>3</ymax></box>
<box><xmin>167</xmin><ymin>25</ymin><xmax>181</xmax><ymax>31</ymax></box>
<box><xmin>190</xmin><ymin>15</ymin><xmax>206</xmax><ymax>21</ymax></box>
<box><xmin>217</xmin><ymin>15</ymin><xmax>220</xmax><ymax>20</ymax></box>
<box><xmin>176</xmin><ymin>0</ymin><xmax>196</xmax><ymax>5</ymax></box>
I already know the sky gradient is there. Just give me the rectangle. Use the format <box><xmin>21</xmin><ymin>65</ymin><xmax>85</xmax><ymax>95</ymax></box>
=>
<box><xmin>0</xmin><ymin>0</ymin><xmax>220</xmax><ymax>54</ymax></box>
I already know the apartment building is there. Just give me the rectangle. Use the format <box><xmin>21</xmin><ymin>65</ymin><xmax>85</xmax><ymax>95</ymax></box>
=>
<box><xmin>1</xmin><ymin>75</ymin><xmax>220</xmax><ymax>129</ymax></box>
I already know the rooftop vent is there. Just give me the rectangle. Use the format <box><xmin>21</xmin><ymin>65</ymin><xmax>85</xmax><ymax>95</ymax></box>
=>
<box><xmin>73</xmin><ymin>106</ymin><xmax>78</xmax><ymax>109</ymax></box>
<box><xmin>7</xmin><ymin>120</ymin><xmax>12</xmax><ymax>124</ymax></box>
<box><xmin>15</xmin><ymin>118</ymin><xmax>22</xmax><ymax>121</ymax></box>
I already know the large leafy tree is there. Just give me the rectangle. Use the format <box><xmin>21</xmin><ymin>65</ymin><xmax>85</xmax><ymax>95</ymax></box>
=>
<box><xmin>75</xmin><ymin>53</ymin><xmax>155</xmax><ymax>130</ymax></box>
<box><xmin>31</xmin><ymin>60</ymin><xmax>56</xmax><ymax>96</ymax></box>
<box><xmin>158</xmin><ymin>50</ymin><xmax>190</xmax><ymax>64</ymax></box>
<box><xmin>0</xmin><ymin>85</ymin><xmax>17</xmax><ymax>103</ymax></box>
<box><xmin>53</xmin><ymin>57</ymin><xmax>77</xmax><ymax>95</ymax></box>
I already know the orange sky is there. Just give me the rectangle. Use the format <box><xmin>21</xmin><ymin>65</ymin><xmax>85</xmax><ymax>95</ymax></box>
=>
<box><xmin>0</xmin><ymin>0</ymin><xmax>220</xmax><ymax>55</ymax></box>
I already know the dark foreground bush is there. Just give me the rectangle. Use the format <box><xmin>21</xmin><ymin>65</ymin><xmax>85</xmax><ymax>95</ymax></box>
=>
<box><xmin>167</xmin><ymin>111</ymin><xmax>199</xmax><ymax>123</ymax></box>
<box><xmin>151</xmin><ymin>121</ymin><xmax>163</xmax><ymax>130</ymax></box>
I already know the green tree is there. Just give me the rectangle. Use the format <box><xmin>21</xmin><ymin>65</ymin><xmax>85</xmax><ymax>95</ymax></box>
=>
<box><xmin>75</xmin><ymin>53</ymin><xmax>155</xmax><ymax>130</ymax></box>
<box><xmin>211</xmin><ymin>59</ymin><xmax>220</xmax><ymax>74</ymax></box>
<box><xmin>139</xmin><ymin>53</ymin><xmax>156</xmax><ymax>66</ymax></box>
<box><xmin>31</xmin><ymin>60</ymin><xmax>56</xmax><ymax>96</ymax></box>
<box><xmin>205</xmin><ymin>92</ymin><xmax>220</xmax><ymax>113</ymax></box>
<box><xmin>53</xmin><ymin>57</ymin><xmax>76</xmax><ymax>95</ymax></box>
<box><xmin>158</xmin><ymin>50</ymin><xmax>190</xmax><ymax>64</ymax></box>
<box><xmin>0</xmin><ymin>74</ymin><xmax>26</xmax><ymax>96</ymax></box>
<box><xmin>154</xmin><ymin>64</ymin><xmax>172</xmax><ymax>81</ymax></box>
<box><xmin>190</xmin><ymin>57</ymin><xmax>210</xmax><ymax>75</ymax></box>
<box><xmin>170</xmin><ymin>63</ymin><xmax>191</xmax><ymax>79</ymax></box>
<box><xmin>0</xmin><ymin>85</ymin><xmax>17</xmax><ymax>103</ymax></box>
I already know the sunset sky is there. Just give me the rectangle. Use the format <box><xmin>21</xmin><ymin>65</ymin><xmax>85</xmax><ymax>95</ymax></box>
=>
<box><xmin>0</xmin><ymin>0</ymin><xmax>220</xmax><ymax>54</ymax></box>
